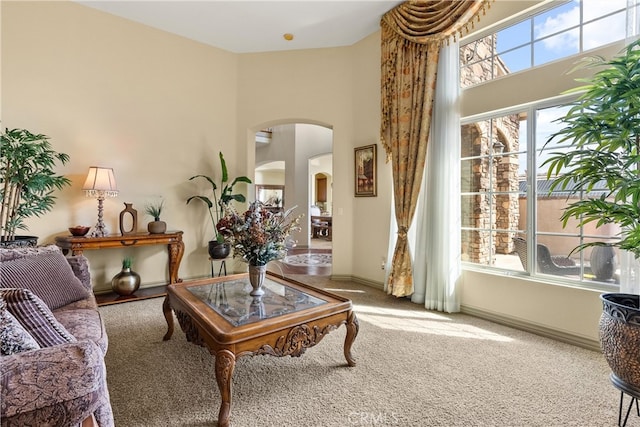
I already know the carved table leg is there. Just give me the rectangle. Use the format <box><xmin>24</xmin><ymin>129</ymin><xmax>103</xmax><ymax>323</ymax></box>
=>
<box><xmin>162</xmin><ymin>296</ymin><xmax>174</xmax><ymax>341</ymax></box>
<box><xmin>344</xmin><ymin>310</ymin><xmax>359</xmax><ymax>367</ymax></box>
<box><xmin>215</xmin><ymin>349</ymin><xmax>236</xmax><ymax>427</ymax></box>
<box><xmin>168</xmin><ymin>240</ymin><xmax>185</xmax><ymax>284</ymax></box>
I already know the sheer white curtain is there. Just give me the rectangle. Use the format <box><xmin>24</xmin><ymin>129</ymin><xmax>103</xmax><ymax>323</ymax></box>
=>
<box><xmin>411</xmin><ymin>41</ymin><xmax>462</xmax><ymax>312</ymax></box>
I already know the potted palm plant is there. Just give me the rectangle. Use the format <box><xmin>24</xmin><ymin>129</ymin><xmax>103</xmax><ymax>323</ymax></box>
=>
<box><xmin>0</xmin><ymin>127</ymin><xmax>71</xmax><ymax>247</ymax></box>
<box><xmin>543</xmin><ymin>39</ymin><xmax>640</xmax><ymax>399</ymax></box>
<box><xmin>186</xmin><ymin>151</ymin><xmax>252</xmax><ymax>259</ymax></box>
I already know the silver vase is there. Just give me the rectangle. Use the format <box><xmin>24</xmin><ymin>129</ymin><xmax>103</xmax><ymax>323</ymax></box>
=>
<box><xmin>111</xmin><ymin>267</ymin><xmax>141</xmax><ymax>296</ymax></box>
<box><xmin>248</xmin><ymin>264</ymin><xmax>267</xmax><ymax>296</ymax></box>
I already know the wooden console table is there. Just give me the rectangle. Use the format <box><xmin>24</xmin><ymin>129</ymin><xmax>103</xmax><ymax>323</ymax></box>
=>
<box><xmin>55</xmin><ymin>231</ymin><xmax>184</xmax><ymax>285</ymax></box>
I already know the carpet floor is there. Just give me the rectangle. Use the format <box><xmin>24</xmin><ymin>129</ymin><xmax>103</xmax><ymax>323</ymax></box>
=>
<box><xmin>101</xmin><ymin>276</ymin><xmax>623</xmax><ymax>427</ymax></box>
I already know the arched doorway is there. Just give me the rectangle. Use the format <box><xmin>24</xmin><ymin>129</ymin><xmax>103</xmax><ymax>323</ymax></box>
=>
<box><xmin>253</xmin><ymin>122</ymin><xmax>333</xmax><ymax>276</ymax></box>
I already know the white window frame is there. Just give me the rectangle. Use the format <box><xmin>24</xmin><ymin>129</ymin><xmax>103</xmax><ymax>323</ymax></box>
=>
<box><xmin>461</xmin><ymin>0</ymin><xmax>640</xmax><ymax>88</ymax></box>
<box><xmin>461</xmin><ymin>93</ymin><xmax>622</xmax><ymax>293</ymax></box>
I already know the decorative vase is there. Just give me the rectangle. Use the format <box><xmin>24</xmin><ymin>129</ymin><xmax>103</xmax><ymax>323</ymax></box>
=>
<box><xmin>119</xmin><ymin>203</ymin><xmax>138</xmax><ymax>235</ymax></box>
<box><xmin>599</xmin><ymin>293</ymin><xmax>640</xmax><ymax>390</ymax></box>
<box><xmin>590</xmin><ymin>245</ymin><xmax>617</xmax><ymax>282</ymax></box>
<box><xmin>111</xmin><ymin>267</ymin><xmax>141</xmax><ymax>296</ymax></box>
<box><xmin>248</xmin><ymin>264</ymin><xmax>267</xmax><ymax>296</ymax></box>
<box><xmin>147</xmin><ymin>220</ymin><xmax>166</xmax><ymax>234</ymax></box>
<box><xmin>250</xmin><ymin>296</ymin><xmax>265</xmax><ymax>318</ymax></box>
<box><xmin>208</xmin><ymin>241</ymin><xmax>231</xmax><ymax>260</ymax></box>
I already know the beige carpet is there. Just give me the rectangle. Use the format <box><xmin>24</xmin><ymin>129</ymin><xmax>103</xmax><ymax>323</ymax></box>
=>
<box><xmin>101</xmin><ymin>276</ymin><xmax>623</xmax><ymax>427</ymax></box>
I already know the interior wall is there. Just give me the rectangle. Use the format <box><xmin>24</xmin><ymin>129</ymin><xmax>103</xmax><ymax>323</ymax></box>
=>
<box><xmin>461</xmin><ymin>271</ymin><xmax>604</xmax><ymax>346</ymax></box>
<box><xmin>309</xmin><ymin>156</ymin><xmax>333</xmax><ymax>212</ymax></box>
<box><xmin>461</xmin><ymin>44</ymin><xmax>623</xmax><ymax>118</ymax></box>
<box><xmin>254</xmin><ymin>170</ymin><xmax>285</xmax><ymax>186</ymax></box>
<box><xmin>2</xmin><ymin>1</ymin><xmax>242</xmax><ymax>291</ymax></box>
<box><xmin>350</xmin><ymin>31</ymin><xmax>393</xmax><ymax>284</ymax></box>
<box><xmin>255</xmin><ymin>125</ymin><xmax>296</xmax><ymax>212</ymax></box>
<box><xmin>255</xmin><ymin>124</ymin><xmax>333</xmax><ymax>247</ymax></box>
<box><xmin>293</xmin><ymin>124</ymin><xmax>332</xmax><ymax>246</ymax></box>
<box><xmin>236</xmin><ymin>48</ymin><xmax>362</xmax><ymax>275</ymax></box>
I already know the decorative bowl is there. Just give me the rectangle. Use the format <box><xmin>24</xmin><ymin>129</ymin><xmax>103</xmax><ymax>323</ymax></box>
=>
<box><xmin>69</xmin><ymin>226</ymin><xmax>90</xmax><ymax>236</ymax></box>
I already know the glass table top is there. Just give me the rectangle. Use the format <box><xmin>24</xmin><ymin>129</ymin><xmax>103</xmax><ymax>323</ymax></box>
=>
<box><xmin>187</xmin><ymin>276</ymin><xmax>327</xmax><ymax>326</ymax></box>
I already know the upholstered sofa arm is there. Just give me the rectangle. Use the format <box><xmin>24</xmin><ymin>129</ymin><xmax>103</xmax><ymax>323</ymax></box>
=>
<box><xmin>66</xmin><ymin>255</ymin><xmax>92</xmax><ymax>291</ymax></box>
<box><xmin>0</xmin><ymin>340</ymin><xmax>106</xmax><ymax>422</ymax></box>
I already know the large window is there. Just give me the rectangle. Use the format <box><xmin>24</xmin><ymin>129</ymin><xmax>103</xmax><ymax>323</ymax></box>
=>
<box><xmin>459</xmin><ymin>0</ymin><xmax>635</xmax><ymax>290</ymax></box>
<box><xmin>461</xmin><ymin>102</ymin><xmax>620</xmax><ymax>289</ymax></box>
<box><xmin>460</xmin><ymin>112</ymin><xmax>525</xmax><ymax>268</ymax></box>
<box><xmin>460</xmin><ymin>0</ymin><xmax>640</xmax><ymax>88</ymax></box>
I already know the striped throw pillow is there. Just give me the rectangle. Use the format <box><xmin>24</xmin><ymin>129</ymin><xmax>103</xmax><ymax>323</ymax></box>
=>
<box><xmin>0</xmin><ymin>296</ymin><xmax>41</xmax><ymax>355</ymax></box>
<box><xmin>0</xmin><ymin>250</ymin><xmax>90</xmax><ymax>310</ymax></box>
<box><xmin>1</xmin><ymin>288</ymin><xmax>76</xmax><ymax>347</ymax></box>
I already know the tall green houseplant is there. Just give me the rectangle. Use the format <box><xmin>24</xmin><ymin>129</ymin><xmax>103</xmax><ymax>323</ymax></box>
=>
<box><xmin>187</xmin><ymin>151</ymin><xmax>252</xmax><ymax>243</ymax></box>
<box><xmin>0</xmin><ymin>128</ymin><xmax>71</xmax><ymax>243</ymax></box>
<box><xmin>544</xmin><ymin>39</ymin><xmax>640</xmax><ymax>258</ymax></box>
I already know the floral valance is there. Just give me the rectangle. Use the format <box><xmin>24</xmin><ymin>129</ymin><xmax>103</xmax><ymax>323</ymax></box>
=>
<box><xmin>381</xmin><ymin>1</ymin><xmax>491</xmax><ymax>46</ymax></box>
<box><xmin>381</xmin><ymin>0</ymin><xmax>492</xmax><ymax>159</ymax></box>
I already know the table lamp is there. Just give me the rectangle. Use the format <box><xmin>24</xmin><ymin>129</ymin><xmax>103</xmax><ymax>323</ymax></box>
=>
<box><xmin>82</xmin><ymin>166</ymin><xmax>118</xmax><ymax>237</ymax></box>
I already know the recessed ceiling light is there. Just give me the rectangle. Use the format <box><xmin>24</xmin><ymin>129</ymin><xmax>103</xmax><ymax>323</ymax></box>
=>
<box><xmin>283</xmin><ymin>33</ymin><xmax>294</xmax><ymax>41</ymax></box>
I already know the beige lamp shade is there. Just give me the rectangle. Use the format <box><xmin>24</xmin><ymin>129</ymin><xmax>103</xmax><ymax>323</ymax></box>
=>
<box><xmin>82</xmin><ymin>167</ymin><xmax>118</xmax><ymax>197</ymax></box>
<box><xmin>83</xmin><ymin>166</ymin><xmax>118</xmax><ymax>237</ymax></box>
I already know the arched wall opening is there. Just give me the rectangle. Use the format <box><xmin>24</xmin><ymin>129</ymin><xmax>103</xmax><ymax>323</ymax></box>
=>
<box><xmin>249</xmin><ymin>120</ymin><xmax>333</xmax><ymax>251</ymax></box>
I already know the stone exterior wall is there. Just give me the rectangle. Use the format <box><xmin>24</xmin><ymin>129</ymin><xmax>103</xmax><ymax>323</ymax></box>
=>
<box><xmin>460</xmin><ymin>37</ymin><xmax>521</xmax><ymax>264</ymax></box>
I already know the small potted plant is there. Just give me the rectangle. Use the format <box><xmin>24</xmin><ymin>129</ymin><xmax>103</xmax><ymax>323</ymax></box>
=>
<box><xmin>0</xmin><ymin>127</ymin><xmax>71</xmax><ymax>246</ymax></box>
<box><xmin>145</xmin><ymin>200</ymin><xmax>166</xmax><ymax>234</ymax></box>
<box><xmin>187</xmin><ymin>152</ymin><xmax>252</xmax><ymax>259</ymax></box>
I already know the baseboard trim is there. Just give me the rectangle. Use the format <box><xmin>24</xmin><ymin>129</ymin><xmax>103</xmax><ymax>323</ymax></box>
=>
<box><xmin>461</xmin><ymin>304</ymin><xmax>601</xmax><ymax>352</ymax></box>
<box><xmin>331</xmin><ymin>274</ymin><xmax>385</xmax><ymax>291</ymax></box>
<box><xmin>320</xmin><ymin>275</ymin><xmax>600</xmax><ymax>351</ymax></box>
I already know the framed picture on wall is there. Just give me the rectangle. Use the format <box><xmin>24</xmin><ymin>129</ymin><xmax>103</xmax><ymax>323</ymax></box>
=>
<box><xmin>255</xmin><ymin>184</ymin><xmax>285</xmax><ymax>211</ymax></box>
<box><xmin>354</xmin><ymin>144</ymin><xmax>377</xmax><ymax>197</ymax></box>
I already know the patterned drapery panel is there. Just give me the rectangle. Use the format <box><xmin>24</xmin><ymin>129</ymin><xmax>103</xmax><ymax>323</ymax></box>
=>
<box><xmin>381</xmin><ymin>1</ymin><xmax>491</xmax><ymax>297</ymax></box>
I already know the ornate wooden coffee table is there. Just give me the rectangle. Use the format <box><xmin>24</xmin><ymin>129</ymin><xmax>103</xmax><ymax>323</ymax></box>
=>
<box><xmin>163</xmin><ymin>272</ymin><xmax>358</xmax><ymax>427</ymax></box>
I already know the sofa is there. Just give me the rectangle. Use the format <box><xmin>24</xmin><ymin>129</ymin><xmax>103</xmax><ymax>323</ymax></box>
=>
<box><xmin>0</xmin><ymin>245</ymin><xmax>114</xmax><ymax>427</ymax></box>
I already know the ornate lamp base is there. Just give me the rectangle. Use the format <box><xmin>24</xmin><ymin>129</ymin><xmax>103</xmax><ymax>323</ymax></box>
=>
<box><xmin>91</xmin><ymin>197</ymin><xmax>108</xmax><ymax>237</ymax></box>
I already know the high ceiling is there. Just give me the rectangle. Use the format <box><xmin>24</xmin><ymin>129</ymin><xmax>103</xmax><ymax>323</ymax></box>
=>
<box><xmin>77</xmin><ymin>1</ymin><xmax>404</xmax><ymax>53</ymax></box>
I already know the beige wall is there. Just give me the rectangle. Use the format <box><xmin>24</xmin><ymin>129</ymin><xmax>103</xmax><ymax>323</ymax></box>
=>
<box><xmin>461</xmin><ymin>270</ymin><xmax>604</xmax><ymax>347</ymax></box>
<box><xmin>2</xmin><ymin>1</ymin><xmax>241</xmax><ymax>289</ymax></box>
<box><xmin>254</xmin><ymin>170</ymin><xmax>285</xmax><ymax>186</ymax></box>
<box><xmin>236</xmin><ymin>35</ymin><xmax>392</xmax><ymax>281</ymax></box>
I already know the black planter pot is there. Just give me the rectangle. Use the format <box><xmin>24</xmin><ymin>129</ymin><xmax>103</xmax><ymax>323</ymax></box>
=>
<box><xmin>0</xmin><ymin>235</ymin><xmax>38</xmax><ymax>248</ymax></box>
<box><xmin>208</xmin><ymin>241</ymin><xmax>231</xmax><ymax>260</ymax></box>
<box><xmin>600</xmin><ymin>293</ymin><xmax>640</xmax><ymax>389</ymax></box>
